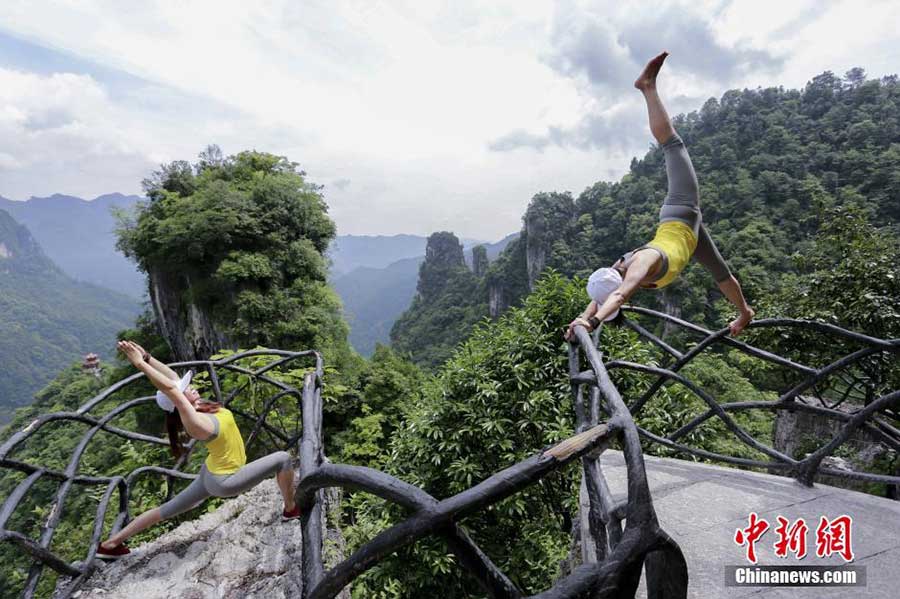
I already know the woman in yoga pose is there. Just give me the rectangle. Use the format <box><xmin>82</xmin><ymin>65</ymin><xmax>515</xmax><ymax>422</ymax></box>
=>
<box><xmin>565</xmin><ymin>51</ymin><xmax>754</xmax><ymax>341</ymax></box>
<box><xmin>97</xmin><ymin>340</ymin><xmax>300</xmax><ymax>559</ymax></box>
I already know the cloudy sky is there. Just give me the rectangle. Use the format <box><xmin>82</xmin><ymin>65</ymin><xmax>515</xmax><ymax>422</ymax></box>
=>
<box><xmin>1</xmin><ymin>1</ymin><xmax>898</xmax><ymax>240</ymax></box>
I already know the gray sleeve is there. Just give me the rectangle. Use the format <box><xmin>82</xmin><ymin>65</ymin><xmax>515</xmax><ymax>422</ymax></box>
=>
<box><xmin>693</xmin><ymin>224</ymin><xmax>731</xmax><ymax>282</ymax></box>
<box><xmin>203</xmin><ymin>413</ymin><xmax>219</xmax><ymax>441</ymax></box>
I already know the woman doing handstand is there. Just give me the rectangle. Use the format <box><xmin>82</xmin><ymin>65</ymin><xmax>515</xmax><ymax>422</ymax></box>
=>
<box><xmin>565</xmin><ymin>51</ymin><xmax>754</xmax><ymax>341</ymax></box>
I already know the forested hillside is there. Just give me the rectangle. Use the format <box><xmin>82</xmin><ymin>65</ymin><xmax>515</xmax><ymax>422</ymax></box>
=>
<box><xmin>334</xmin><ymin>233</ymin><xmax>516</xmax><ymax>357</ymax></box>
<box><xmin>392</xmin><ymin>69</ymin><xmax>900</xmax><ymax>366</ymax></box>
<box><xmin>0</xmin><ymin>193</ymin><xmax>145</xmax><ymax>298</ymax></box>
<box><xmin>0</xmin><ymin>209</ymin><xmax>139</xmax><ymax>421</ymax></box>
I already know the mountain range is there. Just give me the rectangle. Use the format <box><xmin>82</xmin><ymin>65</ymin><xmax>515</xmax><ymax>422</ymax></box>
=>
<box><xmin>1</xmin><ymin>193</ymin><xmax>517</xmax><ymax>357</ymax></box>
<box><xmin>0</xmin><ymin>193</ymin><xmax>146</xmax><ymax>298</ymax></box>
<box><xmin>332</xmin><ymin>233</ymin><xmax>517</xmax><ymax>355</ymax></box>
<box><xmin>0</xmin><ymin>208</ymin><xmax>140</xmax><ymax>422</ymax></box>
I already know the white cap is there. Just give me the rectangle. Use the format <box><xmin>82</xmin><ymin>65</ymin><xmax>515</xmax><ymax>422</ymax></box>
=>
<box><xmin>586</xmin><ymin>268</ymin><xmax>623</xmax><ymax>321</ymax></box>
<box><xmin>155</xmin><ymin>371</ymin><xmax>193</xmax><ymax>412</ymax></box>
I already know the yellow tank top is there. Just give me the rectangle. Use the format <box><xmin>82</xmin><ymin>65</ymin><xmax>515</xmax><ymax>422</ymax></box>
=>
<box><xmin>205</xmin><ymin>408</ymin><xmax>247</xmax><ymax>475</ymax></box>
<box><xmin>645</xmin><ymin>221</ymin><xmax>698</xmax><ymax>288</ymax></box>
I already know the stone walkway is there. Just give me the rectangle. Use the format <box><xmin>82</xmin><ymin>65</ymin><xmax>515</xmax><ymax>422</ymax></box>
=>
<box><xmin>599</xmin><ymin>452</ymin><xmax>900</xmax><ymax>598</ymax></box>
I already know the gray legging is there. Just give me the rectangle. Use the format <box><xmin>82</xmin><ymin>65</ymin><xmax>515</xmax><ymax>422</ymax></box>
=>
<box><xmin>159</xmin><ymin>424</ymin><xmax>292</xmax><ymax>520</ymax></box>
<box><xmin>656</xmin><ymin>134</ymin><xmax>731</xmax><ymax>283</ymax></box>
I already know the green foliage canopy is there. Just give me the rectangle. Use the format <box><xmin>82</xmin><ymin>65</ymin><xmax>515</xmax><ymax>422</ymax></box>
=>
<box><xmin>116</xmin><ymin>147</ymin><xmax>348</xmax><ymax>356</ymax></box>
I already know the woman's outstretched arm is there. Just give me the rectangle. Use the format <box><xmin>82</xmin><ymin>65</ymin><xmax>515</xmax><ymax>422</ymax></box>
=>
<box><xmin>718</xmin><ymin>277</ymin><xmax>755</xmax><ymax>336</ymax></box>
<box><xmin>126</xmin><ymin>340</ymin><xmax>179</xmax><ymax>381</ymax></box>
<box><xmin>565</xmin><ymin>254</ymin><xmax>655</xmax><ymax>340</ymax></box>
<box><xmin>693</xmin><ymin>225</ymin><xmax>754</xmax><ymax>335</ymax></box>
<box><xmin>119</xmin><ymin>341</ymin><xmax>182</xmax><ymax>393</ymax></box>
<box><xmin>118</xmin><ymin>341</ymin><xmax>214</xmax><ymax>439</ymax></box>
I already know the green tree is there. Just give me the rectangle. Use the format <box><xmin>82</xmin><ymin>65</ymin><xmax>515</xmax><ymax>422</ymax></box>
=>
<box><xmin>117</xmin><ymin>147</ymin><xmax>349</xmax><ymax>360</ymax></box>
<box><xmin>755</xmin><ymin>205</ymin><xmax>900</xmax><ymax>397</ymax></box>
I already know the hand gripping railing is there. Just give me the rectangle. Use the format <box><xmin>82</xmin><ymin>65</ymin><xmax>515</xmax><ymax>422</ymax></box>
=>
<box><xmin>615</xmin><ymin>306</ymin><xmax>900</xmax><ymax>488</ymax></box>
<box><xmin>0</xmin><ymin>349</ymin><xmax>323</xmax><ymax>599</ymax></box>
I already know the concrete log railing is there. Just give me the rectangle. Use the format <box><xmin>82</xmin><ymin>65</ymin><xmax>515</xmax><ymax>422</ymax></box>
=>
<box><xmin>2</xmin><ymin>311</ymin><xmax>897</xmax><ymax>598</ymax></box>
<box><xmin>293</xmin><ymin>322</ymin><xmax>687</xmax><ymax>599</ymax></box>
<box><xmin>616</xmin><ymin>306</ymin><xmax>900</xmax><ymax>489</ymax></box>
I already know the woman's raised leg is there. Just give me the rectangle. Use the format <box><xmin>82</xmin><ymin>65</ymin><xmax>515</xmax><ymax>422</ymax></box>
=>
<box><xmin>635</xmin><ymin>51</ymin><xmax>676</xmax><ymax>144</ymax></box>
<box><xmin>636</xmin><ymin>52</ymin><xmax>702</xmax><ymax>234</ymax></box>
<box><xmin>277</xmin><ymin>468</ymin><xmax>296</xmax><ymax>512</ymax></box>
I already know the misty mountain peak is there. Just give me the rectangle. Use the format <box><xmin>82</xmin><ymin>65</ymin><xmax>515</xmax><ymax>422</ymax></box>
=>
<box><xmin>0</xmin><ymin>209</ymin><xmax>55</xmax><ymax>272</ymax></box>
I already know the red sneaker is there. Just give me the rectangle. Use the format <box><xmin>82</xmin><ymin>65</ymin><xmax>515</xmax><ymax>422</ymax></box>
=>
<box><xmin>282</xmin><ymin>505</ymin><xmax>301</xmax><ymax>521</ymax></box>
<box><xmin>97</xmin><ymin>542</ymin><xmax>130</xmax><ymax>560</ymax></box>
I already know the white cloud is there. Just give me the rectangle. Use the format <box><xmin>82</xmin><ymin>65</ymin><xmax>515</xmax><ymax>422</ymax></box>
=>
<box><xmin>0</xmin><ymin>152</ymin><xmax>24</xmax><ymax>170</ymax></box>
<box><xmin>0</xmin><ymin>0</ymin><xmax>898</xmax><ymax>238</ymax></box>
<box><xmin>0</xmin><ymin>69</ymin><xmax>154</xmax><ymax>195</ymax></box>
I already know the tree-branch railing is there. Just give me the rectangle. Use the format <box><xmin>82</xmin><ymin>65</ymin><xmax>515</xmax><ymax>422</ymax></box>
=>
<box><xmin>3</xmin><ymin>311</ymin><xmax>897</xmax><ymax>599</ymax></box>
<box><xmin>0</xmin><ymin>349</ymin><xmax>323</xmax><ymax>599</ymax></box>
<box><xmin>1</xmin><ymin>328</ymin><xmax>687</xmax><ymax>599</ymax></box>
<box><xmin>617</xmin><ymin>306</ymin><xmax>900</xmax><ymax>488</ymax></box>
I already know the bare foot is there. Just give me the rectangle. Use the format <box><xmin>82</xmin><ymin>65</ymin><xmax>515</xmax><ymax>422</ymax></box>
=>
<box><xmin>634</xmin><ymin>51</ymin><xmax>669</xmax><ymax>91</ymax></box>
<box><xmin>729</xmin><ymin>308</ymin><xmax>755</xmax><ymax>337</ymax></box>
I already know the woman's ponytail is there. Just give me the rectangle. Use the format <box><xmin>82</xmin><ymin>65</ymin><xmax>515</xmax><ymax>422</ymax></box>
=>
<box><xmin>195</xmin><ymin>400</ymin><xmax>222</xmax><ymax>414</ymax></box>
<box><xmin>165</xmin><ymin>410</ymin><xmax>184</xmax><ymax>458</ymax></box>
